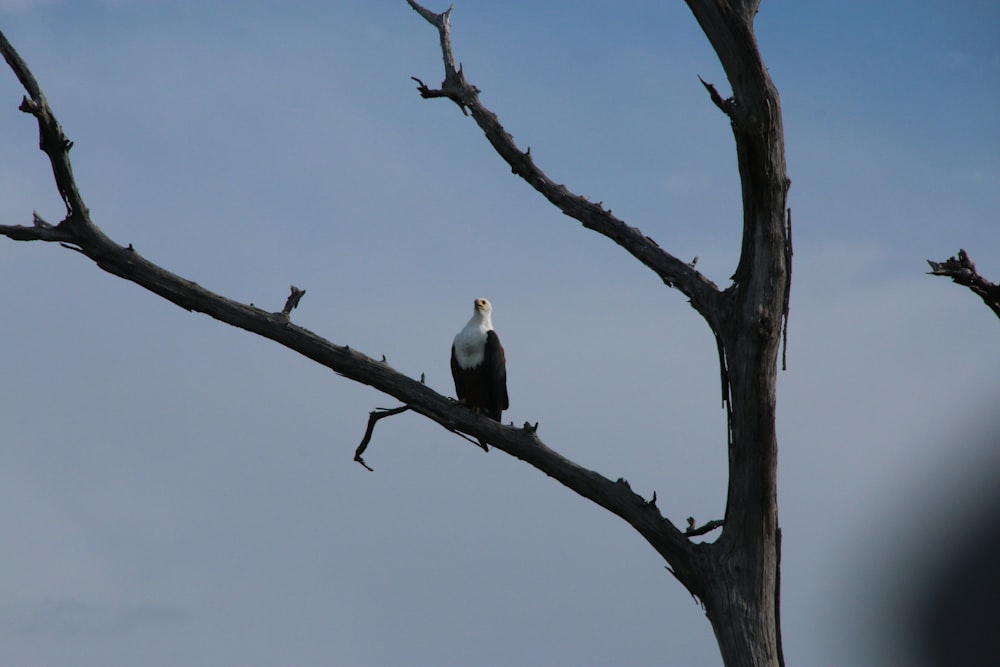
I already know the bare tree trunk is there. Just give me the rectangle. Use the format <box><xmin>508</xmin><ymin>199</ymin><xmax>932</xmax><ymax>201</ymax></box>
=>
<box><xmin>2</xmin><ymin>1</ymin><xmax>790</xmax><ymax>664</ymax></box>
<box><xmin>688</xmin><ymin>3</ymin><xmax>789</xmax><ymax>662</ymax></box>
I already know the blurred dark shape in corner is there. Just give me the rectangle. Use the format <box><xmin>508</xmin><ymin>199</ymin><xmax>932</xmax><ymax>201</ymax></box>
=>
<box><xmin>913</xmin><ymin>501</ymin><xmax>1000</xmax><ymax>666</ymax></box>
<box><xmin>909</xmin><ymin>418</ymin><xmax>1000</xmax><ymax>667</ymax></box>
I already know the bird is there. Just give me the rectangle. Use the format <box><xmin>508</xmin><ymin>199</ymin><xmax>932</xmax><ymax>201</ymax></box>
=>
<box><xmin>451</xmin><ymin>298</ymin><xmax>509</xmax><ymax>430</ymax></box>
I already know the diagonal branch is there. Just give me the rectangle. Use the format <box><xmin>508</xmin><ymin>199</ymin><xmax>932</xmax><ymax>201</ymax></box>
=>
<box><xmin>0</xmin><ymin>26</ymin><xmax>701</xmax><ymax>593</ymax></box>
<box><xmin>1</xmin><ymin>30</ymin><xmax>87</xmax><ymax>224</ymax></box>
<box><xmin>406</xmin><ymin>1</ymin><xmax>723</xmax><ymax>327</ymax></box>
<box><xmin>928</xmin><ymin>249</ymin><xmax>1000</xmax><ymax>320</ymax></box>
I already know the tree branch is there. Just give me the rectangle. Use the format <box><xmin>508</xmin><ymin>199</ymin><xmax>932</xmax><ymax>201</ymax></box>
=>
<box><xmin>1</xmin><ymin>31</ymin><xmax>87</xmax><ymax>225</ymax></box>
<box><xmin>685</xmin><ymin>0</ymin><xmax>791</xmax><ymax>291</ymax></box>
<box><xmin>280</xmin><ymin>285</ymin><xmax>306</xmax><ymax>317</ymax></box>
<box><xmin>0</xmin><ymin>211</ymin><xmax>74</xmax><ymax>243</ymax></box>
<box><xmin>405</xmin><ymin>1</ymin><xmax>723</xmax><ymax>327</ymax></box>
<box><xmin>685</xmin><ymin>517</ymin><xmax>725</xmax><ymax>537</ymax></box>
<box><xmin>0</xmin><ymin>25</ymin><xmax>701</xmax><ymax>593</ymax></box>
<box><xmin>928</xmin><ymin>249</ymin><xmax>1000</xmax><ymax>320</ymax></box>
<box><xmin>354</xmin><ymin>405</ymin><xmax>412</xmax><ymax>471</ymax></box>
<box><xmin>698</xmin><ymin>75</ymin><xmax>738</xmax><ymax>119</ymax></box>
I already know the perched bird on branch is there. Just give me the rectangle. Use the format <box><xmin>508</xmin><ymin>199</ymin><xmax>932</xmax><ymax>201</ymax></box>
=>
<box><xmin>451</xmin><ymin>297</ymin><xmax>508</xmax><ymax>424</ymax></box>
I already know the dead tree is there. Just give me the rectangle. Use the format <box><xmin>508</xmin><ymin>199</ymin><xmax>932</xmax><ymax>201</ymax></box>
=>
<box><xmin>928</xmin><ymin>249</ymin><xmax>1000</xmax><ymax>320</ymax></box>
<box><xmin>1</xmin><ymin>1</ymin><xmax>790</xmax><ymax>664</ymax></box>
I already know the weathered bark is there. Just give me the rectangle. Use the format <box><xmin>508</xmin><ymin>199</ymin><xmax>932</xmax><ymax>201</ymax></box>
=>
<box><xmin>686</xmin><ymin>2</ymin><xmax>789</xmax><ymax>664</ymax></box>
<box><xmin>2</xmin><ymin>1</ymin><xmax>790</xmax><ymax>664</ymax></box>
<box><xmin>928</xmin><ymin>249</ymin><xmax>1000</xmax><ymax>320</ymax></box>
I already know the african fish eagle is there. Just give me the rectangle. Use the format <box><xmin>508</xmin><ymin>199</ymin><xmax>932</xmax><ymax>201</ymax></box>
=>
<box><xmin>451</xmin><ymin>297</ymin><xmax>508</xmax><ymax>422</ymax></box>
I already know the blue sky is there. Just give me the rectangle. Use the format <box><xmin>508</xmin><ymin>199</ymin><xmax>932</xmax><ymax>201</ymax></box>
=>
<box><xmin>1</xmin><ymin>2</ymin><xmax>998</xmax><ymax>666</ymax></box>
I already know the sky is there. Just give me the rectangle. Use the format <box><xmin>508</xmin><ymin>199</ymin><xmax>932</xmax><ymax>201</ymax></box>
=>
<box><xmin>1</xmin><ymin>1</ymin><xmax>998</xmax><ymax>666</ymax></box>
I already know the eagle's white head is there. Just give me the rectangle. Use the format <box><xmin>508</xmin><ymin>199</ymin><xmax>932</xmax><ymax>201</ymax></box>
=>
<box><xmin>473</xmin><ymin>297</ymin><xmax>493</xmax><ymax>321</ymax></box>
<box><xmin>453</xmin><ymin>298</ymin><xmax>495</xmax><ymax>368</ymax></box>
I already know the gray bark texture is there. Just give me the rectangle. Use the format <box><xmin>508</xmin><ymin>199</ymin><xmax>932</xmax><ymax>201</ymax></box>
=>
<box><xmin>1</xmin><ymin>1</ymin><xmax>790</xmax><ymax>664</ymax></box>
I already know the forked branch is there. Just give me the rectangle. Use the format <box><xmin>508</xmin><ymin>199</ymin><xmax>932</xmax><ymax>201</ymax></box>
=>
<box><xmin>405</xmin><ymin>0</ymin><xmax>724</xmax><ymax>328</ymax></box>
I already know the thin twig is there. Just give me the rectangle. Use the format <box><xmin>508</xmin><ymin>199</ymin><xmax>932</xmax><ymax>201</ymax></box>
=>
<box><xmin>281</xmin><ymin>285</ymin><xmax>306</xmax><ymax>317</ymax></box>
<box><xmin>354</xmin><ymin>405</ymin><xmax>411</xmax><ymax>471</ymax></box>
<box><xmin>698</xmin><ymin>76</ymin><xmax>730</xmax><ymax>114</ymax></box>
<box><xmin>781</xmin><ymin>207</ymin><xmax>792</xmax><ymax>371</ymax></box>
<box><xmin>684</xmin><ymin>517</ymin><xmax>724</xmax><ymax>537</ymax></box>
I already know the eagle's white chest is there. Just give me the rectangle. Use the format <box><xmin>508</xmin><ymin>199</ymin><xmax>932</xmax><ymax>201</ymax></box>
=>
<box><xmin>453</xmin><ymin>322</ymin><xmax>488</xmax><ymax>369</ymax></box>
